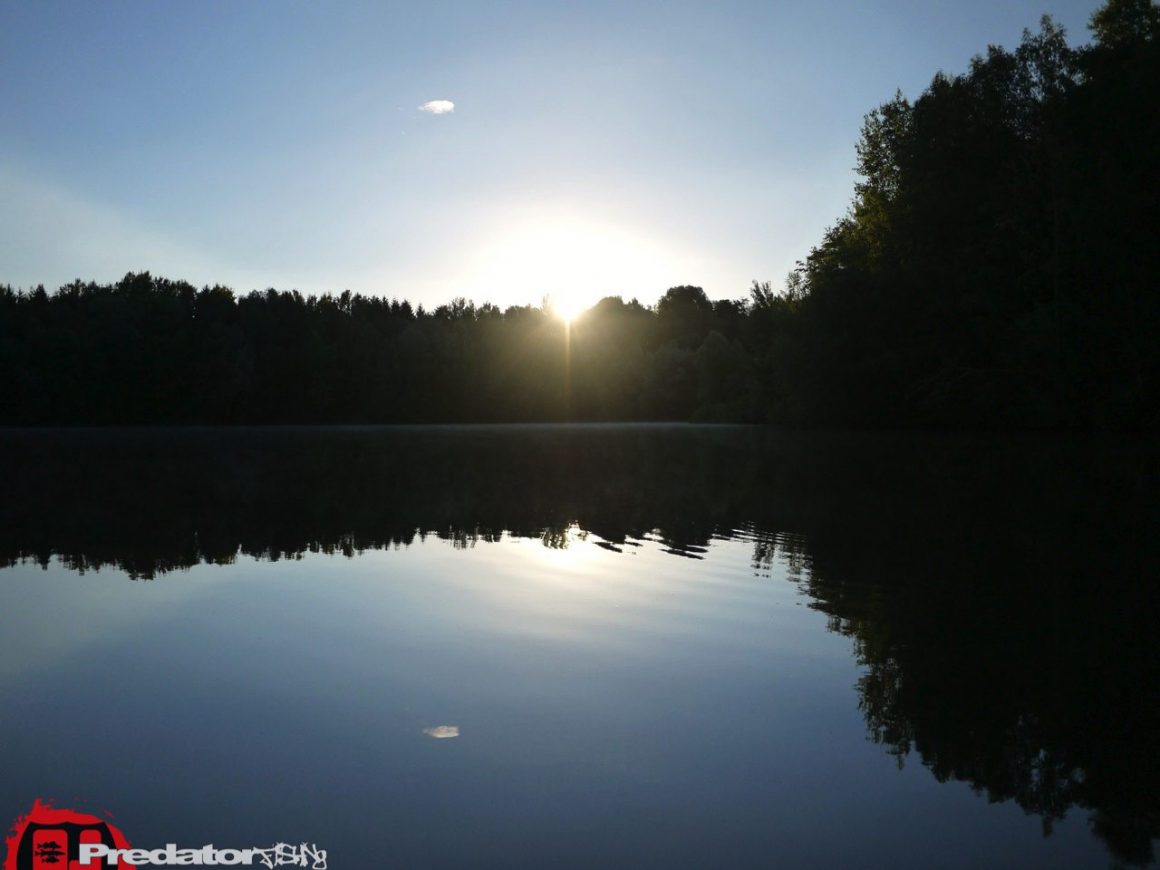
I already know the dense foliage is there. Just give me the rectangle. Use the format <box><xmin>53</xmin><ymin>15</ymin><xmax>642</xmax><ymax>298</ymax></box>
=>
<box><xmin>0</xmin><ymin>278</ymin><xmax>757</xmax><ymax>423</ymax></box>
<box><xmin>2</xmin><ymin>0</ymin><xmax>1156</xmax><ymax>428</ymax></box>
<box><xmin>776</xmin><ymin>0</ymin><xmax>1160</xmax><ymax>429</ymax></box>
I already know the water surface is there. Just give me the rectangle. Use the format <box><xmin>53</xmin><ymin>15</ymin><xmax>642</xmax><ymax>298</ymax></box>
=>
<box><xmin>1</xmin><ymin>426</ymin><xmax>1156</xmax><ymax>868</ymax></box>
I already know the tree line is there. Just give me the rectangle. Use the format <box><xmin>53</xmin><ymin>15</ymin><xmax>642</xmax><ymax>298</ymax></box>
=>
<box><xmin>0</xmin><ymin>278</ymin><xmax>757</xmax><ymax>423</ymax></box>
<box><xmin>770</xmin><ymin>0</ymin><xmax>1160</xmax><ymax>430</ymax></box>
<box><xmin>2</xmin><ymin>0</ymin><xmax>1156</xmax><ymax>429</ymax></box>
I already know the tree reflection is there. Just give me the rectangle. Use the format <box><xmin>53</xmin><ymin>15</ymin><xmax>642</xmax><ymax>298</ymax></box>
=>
<box><xmin>748</xmin><ymin>439</ymin><xmax>1159</xmax><ymax>866</ymax></box>
<box><xmin>0</xmin><ymin>426</ymin><xmax>1155</xmax><ymax>863</ymax></box>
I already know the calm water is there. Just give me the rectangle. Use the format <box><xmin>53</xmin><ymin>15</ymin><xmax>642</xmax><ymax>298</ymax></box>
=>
<box><xmin>1</xmin><ymin>426</ymin><xmax>1156</xmax><ymax>868</ymax></box>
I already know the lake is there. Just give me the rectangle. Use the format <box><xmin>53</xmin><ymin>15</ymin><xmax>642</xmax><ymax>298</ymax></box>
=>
<box><xmin>1</xmin><ymin>426</ymin><xmax>1156</xmax><ymax>868</ymax></box>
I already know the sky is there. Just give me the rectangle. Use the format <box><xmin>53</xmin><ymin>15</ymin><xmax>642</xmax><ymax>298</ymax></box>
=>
<box><xmin>0</xmin><ymin>0</ymin><xmax>1104</xmax><ymax>313</ymax></box>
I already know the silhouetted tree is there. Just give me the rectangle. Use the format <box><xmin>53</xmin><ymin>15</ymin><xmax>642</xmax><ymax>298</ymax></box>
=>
<box><xmin>749</xmin><ymin>1</ymin><xmax>1159</xmax><ymax>430</ymax></box>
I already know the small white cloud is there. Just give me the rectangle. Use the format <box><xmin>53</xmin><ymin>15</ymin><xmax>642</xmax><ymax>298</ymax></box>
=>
<box><xmin>423</xmin><ymin>725</ymin><xmax>460</xmax><ymax>738</ymax></box>
<box><xmin>419</xmin><ymin>100</ymin><xmax>455</xmax><ymax>115</ymax></box>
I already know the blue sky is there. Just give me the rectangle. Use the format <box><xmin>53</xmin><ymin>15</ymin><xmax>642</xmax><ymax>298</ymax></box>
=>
<box><xmin>0</xmin><ymin>0</ymin><xmax>1102</xmax><ymax>311</ymax></box>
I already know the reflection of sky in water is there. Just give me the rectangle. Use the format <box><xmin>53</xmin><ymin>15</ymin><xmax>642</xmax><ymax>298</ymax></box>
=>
<box><xmin>0</xmin><ymin>532</ymin><xmax>1111</xmax><ymax>869</ymax></box>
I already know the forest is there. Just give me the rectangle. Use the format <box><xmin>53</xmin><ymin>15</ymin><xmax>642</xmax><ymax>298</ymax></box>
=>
<box><xmin>2</xmin><ymin>0</ymin><xmax>1156</xmax><ymax>429</ymax></box>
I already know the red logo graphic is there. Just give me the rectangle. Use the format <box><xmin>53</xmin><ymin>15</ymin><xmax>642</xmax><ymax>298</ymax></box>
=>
<box><xmin>4</xmin><ymin>801</ymin><xmax>133</xmax><ymax>870</ymax></box>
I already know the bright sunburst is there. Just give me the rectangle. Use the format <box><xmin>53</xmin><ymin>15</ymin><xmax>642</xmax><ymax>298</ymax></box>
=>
<box><xmin>464</xmin><ymin>213</ymin><xmax>679</xmax><ymax>315</ymax></box>
<box><xmin>548</xmin><ymin>293</ymin><xmax>588</xmax><ymax>324</ymax></box>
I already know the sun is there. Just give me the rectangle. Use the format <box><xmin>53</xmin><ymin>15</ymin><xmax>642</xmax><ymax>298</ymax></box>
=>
<box><xmin>549</xmin><ymin>292</ymin><xmax>588</xmax><ymax>324</ymax></box>
<box><xmin>464</xmin><ymin>213</ymin><xmax>680</xmax><ymax>315</ymax></box>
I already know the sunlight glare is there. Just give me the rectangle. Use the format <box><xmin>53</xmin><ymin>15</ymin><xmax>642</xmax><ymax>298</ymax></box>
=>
<box><xmin>526</xmin><ymin>524</ymin><xmax>607</xmax><ymax>574</ymax></box>
<box><xmin>550</xmin><ymin>293</ymin><xmax>587</xmax><ymax>324</ymax></box>
<box><xmin>465</xmin><ymin>214</ymin><xmax>685</xmax><ymax>315</ymax></box>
